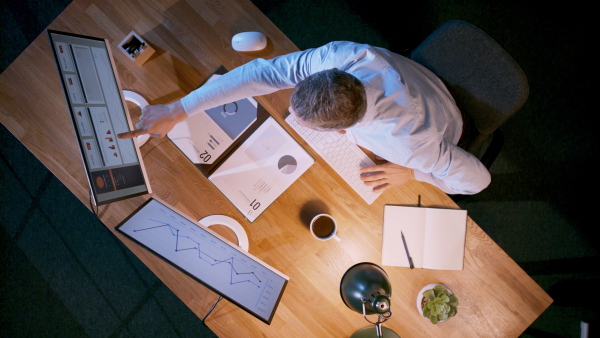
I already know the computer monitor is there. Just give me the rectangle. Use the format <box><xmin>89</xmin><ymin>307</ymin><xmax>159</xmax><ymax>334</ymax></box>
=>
<box><xmin>47</xmin><ymin>30</ymin><xmax>151</xmax><ymax>205</ymax></box>
<box><xmin>116</xmin><ymin>198</ymin><xmax>289</xmax><ymax>324</ymax></box>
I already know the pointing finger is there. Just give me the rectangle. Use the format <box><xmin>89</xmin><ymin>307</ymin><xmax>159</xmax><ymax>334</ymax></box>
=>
<box><xmin>117</xmin><ymin>129</ymin><xmax>147</xmax><ymax>139</ymax></box>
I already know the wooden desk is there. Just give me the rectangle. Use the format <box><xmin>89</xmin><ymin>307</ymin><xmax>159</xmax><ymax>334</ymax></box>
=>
<box><xmin>0</xmin><ymin>0</ymin><xmax>552</xmax><ymax>336</ymax></box>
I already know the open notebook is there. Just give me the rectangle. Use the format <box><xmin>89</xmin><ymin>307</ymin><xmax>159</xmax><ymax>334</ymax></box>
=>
<box><xmin>381</xmin><ymin>205</ymin><xmax>467</xmax><ymax>270</ymax></box>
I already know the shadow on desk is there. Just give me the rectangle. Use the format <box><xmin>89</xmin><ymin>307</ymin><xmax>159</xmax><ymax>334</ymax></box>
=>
<box><xmin>299</xmin><ymin>200</ymin><xmax>330</xmax><ymax>229</ymax></box>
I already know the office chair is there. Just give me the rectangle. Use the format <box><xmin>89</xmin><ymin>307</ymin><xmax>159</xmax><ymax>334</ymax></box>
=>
<box><xmin>409</xmin><ymin>20</ymin><xmax>529</xmax><ymax>198</ymax></box>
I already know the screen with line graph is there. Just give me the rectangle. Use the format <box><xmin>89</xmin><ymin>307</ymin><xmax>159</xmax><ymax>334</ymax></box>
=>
<box><xmin>116</xmin><ymin>198</ymin><xmax>288</xmax><ymax>324</ymax></box>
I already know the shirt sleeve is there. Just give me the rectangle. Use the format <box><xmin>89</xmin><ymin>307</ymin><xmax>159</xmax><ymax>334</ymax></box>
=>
<box><xmin>411</xmin><ymin>139</ymin><xmax>491</xmax><ymax>195</ymax></box>
<box><xmin>180</xmin><ymin>44</ymin><xmax>333</xmax><ymax>116</ymax></box>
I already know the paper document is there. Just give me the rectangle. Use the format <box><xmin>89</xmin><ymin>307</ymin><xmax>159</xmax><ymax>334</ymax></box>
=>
<box><xmin>168</xmin><ymin>67</ymin><xmax>314</xmax><ymax>222</ymax></box>
<box><xmin>168</xmin><ymin>74</ymin><xmax>257</xmax><ymax>165</ymax></box>
<box><xmin>209</xmin><ymin>117</ymin><xmax>314</xmax><ymax>222</ymax></box>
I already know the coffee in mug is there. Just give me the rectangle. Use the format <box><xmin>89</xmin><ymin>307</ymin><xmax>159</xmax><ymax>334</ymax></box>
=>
<box><xmin>310</xmin><ymin>214</ymin><xmax>341</xmax><ymax>241</ymax></box>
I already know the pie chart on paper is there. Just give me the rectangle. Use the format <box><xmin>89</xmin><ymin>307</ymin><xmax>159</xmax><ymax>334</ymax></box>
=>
<box><xmin>278</xmin><ymin>155</ymin><xmax>297</xmax><ymax>174</ymax></box>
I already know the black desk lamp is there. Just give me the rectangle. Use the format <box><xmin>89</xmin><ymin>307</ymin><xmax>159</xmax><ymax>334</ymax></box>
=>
<box><xmin>340</xmin><ymin>262</ymin><xmax>401</xmax><ymax>338</ymax></box>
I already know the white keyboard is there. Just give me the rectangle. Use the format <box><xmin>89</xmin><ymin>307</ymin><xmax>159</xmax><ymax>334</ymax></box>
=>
<box><xmin>285</xmin><ymin>115</ymin><xmax>381</xmax><ymax>204</ymax></box>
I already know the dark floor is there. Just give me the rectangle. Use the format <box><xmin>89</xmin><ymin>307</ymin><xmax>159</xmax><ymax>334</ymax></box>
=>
<box><xmin>2</xmin><ymin>0</ymin><xmax>599</xmax><ymax>337</ymax></box>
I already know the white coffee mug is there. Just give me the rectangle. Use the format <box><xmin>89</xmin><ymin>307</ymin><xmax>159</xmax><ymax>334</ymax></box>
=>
<box><xmin>310</xmin><ymin>214</ymin><xmax>341</xmax><ymax>241</ymax></box>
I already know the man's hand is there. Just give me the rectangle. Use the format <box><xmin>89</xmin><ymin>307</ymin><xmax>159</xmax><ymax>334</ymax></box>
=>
<box><xmin>117</xmin><ymin>101</ymin><xmax>187</xmax><ymax>139</ymax></box>
<box><xmin>359</xmin><ymin>157</ymin><xmax>415</xmax><ymax>193</ymax></box>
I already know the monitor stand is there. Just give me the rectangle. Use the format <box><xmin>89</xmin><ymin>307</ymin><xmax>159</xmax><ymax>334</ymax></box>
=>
<box><xmin>123</xmin><ymin>90</ymin><xmax>250</xmax><ymax>251</ymax></box>
<box><xmin>198</xmin><ymin>215</ymin><xmax>250</xmax><ymax>251</ymax></box>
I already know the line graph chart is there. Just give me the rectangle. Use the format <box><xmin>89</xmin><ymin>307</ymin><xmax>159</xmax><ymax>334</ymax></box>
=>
<box><xmin>134</xmin><ymin>218</ymin><xmax>262</xmax><ymax>287</ymax></box>
<box><xmin>116</xmin><ymin>198</ymin><xmax>288</xmax><ymax>323</ymax></box>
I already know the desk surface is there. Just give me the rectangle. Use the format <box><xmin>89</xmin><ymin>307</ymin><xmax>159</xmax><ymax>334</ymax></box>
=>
<box><xmin>0</xmin><ymin>0</ymin><xmax>552</xmax><ymax>336</ymax></box>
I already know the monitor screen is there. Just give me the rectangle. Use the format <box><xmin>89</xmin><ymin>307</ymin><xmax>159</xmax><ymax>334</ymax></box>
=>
<box><xmin>116</xmin><ymin>198</ymin><xmax>289</xmax><ymax>324</ymax></box>
<box><xmin>47</xmin><ymin>30</ymin><xmax>150</xmax><ymax>205</ymax></box>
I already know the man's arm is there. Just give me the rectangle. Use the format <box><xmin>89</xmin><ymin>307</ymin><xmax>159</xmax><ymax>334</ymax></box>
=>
<box><xmin>118</xmin><ymin>46</ymin><xmax>328</xmax><ymax>139</ymax></box>
<box><xmin>360</xmin><ymin>141</ymin><xmax>491</xmax><ymax>195</ymax></box>
<box><xmin>413</xmin><ymin>164</ymin><xmax>491</xmax><ymax>196</ymax></box>
<box><xmin>412</xmin><ymin>140</ymin><xmax>491</xmax><ymax>195</ymax></box>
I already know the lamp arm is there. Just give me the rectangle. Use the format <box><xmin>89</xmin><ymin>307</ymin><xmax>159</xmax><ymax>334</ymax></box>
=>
<box><xmin>360</xmin><ymin>300</ymin><xmax>393</xmax><ymax>338</ymax></box>
<box><xmin>375</xmin><ymin>323</ymin><xmax>383</xmax><ymax>338</ymax></box>
<box><xmin>360</xmin><ymin>299</ymin><xmax>393</xmax><ymax>325</ymax></box>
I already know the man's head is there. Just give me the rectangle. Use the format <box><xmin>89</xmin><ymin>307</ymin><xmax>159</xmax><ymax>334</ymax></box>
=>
<box><xmin>290</xmin><ymin>69</ymin><xmax>366</xmax><ymax>131</ymax></box>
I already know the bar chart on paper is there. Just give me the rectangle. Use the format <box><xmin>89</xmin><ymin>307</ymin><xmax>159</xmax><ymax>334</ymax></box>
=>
<box><xmin>116</xmin><ymin>199</ymin><xmax>288</xmax><ymax>323</ymax></box>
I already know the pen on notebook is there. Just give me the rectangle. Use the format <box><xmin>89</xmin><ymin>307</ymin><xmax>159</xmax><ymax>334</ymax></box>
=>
<box><xmin>401</xmin><ymin>231</ymin><xmax>414</xmax><ymax>269</ymax></box>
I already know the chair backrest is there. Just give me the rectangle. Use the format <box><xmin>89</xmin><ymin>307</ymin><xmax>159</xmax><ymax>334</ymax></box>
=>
<box><xmin>410</xmin><ymin>20</ymin><xmax>529</xmax><ymax>140</ymax></box>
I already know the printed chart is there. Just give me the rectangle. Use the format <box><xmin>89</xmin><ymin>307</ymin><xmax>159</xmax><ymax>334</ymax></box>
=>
<box><xmin>167</xmin><ymin>74</ymin><xmax>258</xmax><ymax>165</ymax></box>
<box><xmin>116</xmin><ymin>199</ymin><xmax>288</xmax><ymax>323</ymax></box>
<box><xmin>209</xmin><ymin>117</ymin><xmax>314</xmax><ymax>222</ymax></box>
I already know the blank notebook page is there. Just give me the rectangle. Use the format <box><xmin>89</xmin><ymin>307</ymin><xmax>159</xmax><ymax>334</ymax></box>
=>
<box><xmin>423</xmin><ymin>208</ymin><xmax>467</xmax><ymax>270</ymax></box>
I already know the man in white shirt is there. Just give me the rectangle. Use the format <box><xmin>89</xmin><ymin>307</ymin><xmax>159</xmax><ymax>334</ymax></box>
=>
<box><xmin>118</xmin><ymin>41</ymin><xmax>491</xmax><ymax>195</ymax></box>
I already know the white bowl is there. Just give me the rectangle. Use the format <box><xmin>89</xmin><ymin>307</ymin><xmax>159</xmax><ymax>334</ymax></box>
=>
<box><xmin>416</xmin><ymin>283</ymin><xmax>451</xmax><ymax>323</ymax></box>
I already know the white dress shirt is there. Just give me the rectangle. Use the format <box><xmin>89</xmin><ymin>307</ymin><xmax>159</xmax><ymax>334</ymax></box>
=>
<box><xmin>181</xmin><ymin>41</ymin><xmax>491</xmax><ymax>194</ymax></box>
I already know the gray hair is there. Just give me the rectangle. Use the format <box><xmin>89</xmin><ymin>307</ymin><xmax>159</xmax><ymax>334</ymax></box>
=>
<box><xmin>290</xmin><ymin>69</ymin><xmax>366</xmax><ymax>130</ymax></box>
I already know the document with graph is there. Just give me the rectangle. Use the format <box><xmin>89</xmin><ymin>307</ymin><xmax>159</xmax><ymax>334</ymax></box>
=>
<box><xmin>208</xmin><ymin>117</ymin><xmax>314</xmax><ymax>222</ymax></box>
<box><xmin>168</xmin><ymin>67</ymin><xmax>314</xmax><ymax>222</ymax></box>
<box><xmin>167</xmin><ymin>66</ymin><xmax>265</xmax><ymax>167</ymax></box>
<box><xmin>115</xmin><ymin>198</ymin><xmax>289</xmax><ymax>324</ymax></box>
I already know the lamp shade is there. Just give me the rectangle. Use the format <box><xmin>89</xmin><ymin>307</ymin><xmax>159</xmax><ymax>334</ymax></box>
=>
<box><xmin>340</xmin><ymin>262</ymin><xmax>392</xmax><ymax>315</ymax></box>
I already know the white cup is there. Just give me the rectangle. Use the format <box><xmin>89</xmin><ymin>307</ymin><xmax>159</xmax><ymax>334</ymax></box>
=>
<box><xmin>310</xmin><ymin>214</ymin><xmax>341</xmax><ymax>241</ymax></box>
